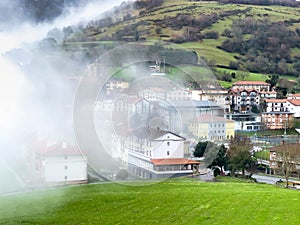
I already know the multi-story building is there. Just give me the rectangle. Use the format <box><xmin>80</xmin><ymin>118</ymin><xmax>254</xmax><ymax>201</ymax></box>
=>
<box><xmin>262</xmin><ymin>98</ymin><xmax>300</xmax><ymax>128</ymax></box>
<box><xmin>112</xmin><ymin>127</ymin><xmax>199</xmax><ymax>179</ymax></box>
<box><xmin>262</xmin><ymin>112</ymin><xmax>294</xmax><ymax>130</ymax></box>
<box><xmin>191</xmin><ymin>89</ymin><xmax>230</xmax><ymax>113</ymax></box>
<box><xmin>229</xmin><ymin>89</ymin><xmax>260</xmax><ymax>112</ymax></box>
<box><xmin>167</xmin><ymin>89</ymin><xmax>192</xmax><ymax>100</ymax></box>
<box><xmin>28</xmin><ymin>141</ymin><xmax>88</xmax><ymax>184</ymax></box>
<box><xmin>225</xmin><ymin>113</ymin><xmax>263</xmax><ymax>132</ymax></box>
<box><xmin>188</xmin><ymin>114</ymin><xmax>235</xmax><ymax>141</ymax></box>
<box><xmin>106</xmin><ymin>79</ymin><xmax>129</xmax><ymax>95</ymax></box>
<box><xmin>265</xmin><ymin>99</ymin><xmax>289</xmax><ymax>113</ymax></box>
<box><xmin>231</xmin><ymin>81</ymin><xmax>271</xmax><ymax>92</ymax></box>
<box><xmin>287</xmin><ymin>99</ymin><xmax>300</xmax><ymax>118</ymax></box>
<box><xmin>228</xmin><ymin>81</ymin><xmax>277</xmax><ymax>113</ymax></box>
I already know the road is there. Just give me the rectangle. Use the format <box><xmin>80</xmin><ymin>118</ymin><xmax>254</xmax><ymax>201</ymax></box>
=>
<box><xmin>252</xmin><ymin>174</ymin><xmax>299</xmax><ymax>185</ymax></box>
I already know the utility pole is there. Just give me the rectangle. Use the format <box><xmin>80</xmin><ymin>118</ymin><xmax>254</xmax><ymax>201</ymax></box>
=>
<box><xmin>284</xmin><ymin>117</ymin><xmax>287</xmax><ymax>140</ymax></box>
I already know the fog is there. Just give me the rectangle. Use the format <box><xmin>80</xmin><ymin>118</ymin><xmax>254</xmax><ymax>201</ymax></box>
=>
<box><xmin>0</xmin><ymin>0</ymin><xmax>130</xmax><ymax>194</ymax></box>
<box><xmin>0</xmin><ymin>0</ymin><xmax>220</xmax><ymax>192</ymax></box>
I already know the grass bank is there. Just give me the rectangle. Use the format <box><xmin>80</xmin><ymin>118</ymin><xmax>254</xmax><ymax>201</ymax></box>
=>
<box><xmin>0</xmin><ymin>179</ymin><xmax>299</xmax><ymax>224</ymax></box>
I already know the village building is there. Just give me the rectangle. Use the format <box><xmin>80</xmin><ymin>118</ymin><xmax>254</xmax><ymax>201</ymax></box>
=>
<box><xmin>231</xmin><ymin>81</ymin><xmax>272</xmax><ymax>92</ymax></box>
<box><xmin>225</xmin><ymin>113</ymin><xmax>263</xmax><ymax>132</ymax></box>
<box><xmin>269</xmin><ymin>143</ymin><xmax>300</xmax><ymax>178</ymax></box>
<box><xmin>188</xmin><ymin>114</ymin><xmax>235</xmax><ymax>141</ymax></box>
<box><xmin>287</xmin><ymin>99</ymin><xmax>300</xmax><ymax>118</ymax></box>
<box><xmin>105</xmin><ymin>79</ymin><xmax>129</xmax><ymax>95</ymax></box>
<box><xmin>287</xmin><ymin>93</ymin><xmax>300</xmax><ymax>100</ymax></box>
<box><xmin>191</xmin><ymin>89</ymin><xmax>230</xmax><ymax>113</ymax></box>
<box><xmin>228</xmin><ymin>81</ymin><xmax>276</xmax><ymax>113</ymax></box>
<box><xmin>265</xmin><ymin>99</ymin><xmax>289</xmax><ymax>113</ymax></box>
<box><xmin>262</xmin><ymin>98</ymin><xmax>300</xmax><ymax>129</ymax></box>
<box><xmin>112</xmin><ymin>126</ymin><xmax>199</xmax><ymax>179</ymax></box>
<box><xmin>261</xmin><ymin>112</ymin><xmax>294</xmax><ymax>130</ymax></box>
<box><xmin>27</xmin><ymin>141</ymin><xmax>88</xmax><ymax>184</ymax></box>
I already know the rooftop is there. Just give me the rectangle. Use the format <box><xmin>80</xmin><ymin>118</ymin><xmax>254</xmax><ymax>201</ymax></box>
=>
<box><xmin>233</xmin><ymin>81</ymin><xmax>270</xmax><ymax>86</ymax></box>
<box><xmin>288</xmin><ymin>99</ymin><xmax>300</xmax><ymax>106</ymax></box>
<box><xmin>190</xmin><ymin>114</ymin><xmax>234</xmax><ymax>123</ymax></box>
<box><xmin>168</xmin><ymin>100</ymin><xmax>221</xmax><ymax>108</ymax></box>
<box><xmin>265</xmin><ymin>99</ymin><xmax>287</xmax><ymax>103</ymax></box>
<box><xmin>36</xmin><ymin>142</ymin><xmax>85</xmax><ymax>156</ymax></box>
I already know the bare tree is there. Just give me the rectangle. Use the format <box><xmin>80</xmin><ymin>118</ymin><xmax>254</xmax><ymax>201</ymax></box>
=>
<box><xmin>273</xmin><ymin>143</ymin><xmax>300</xmax><ymax>188</ymax></box>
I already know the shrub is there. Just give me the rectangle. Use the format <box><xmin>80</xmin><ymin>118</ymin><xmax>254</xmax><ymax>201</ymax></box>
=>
<box><xmin>116</xmin><ymin>169</ymin><xmax>129</xmax><ymax>180</ymax></box>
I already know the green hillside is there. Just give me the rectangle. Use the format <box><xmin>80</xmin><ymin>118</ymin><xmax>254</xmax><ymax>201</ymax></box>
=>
<box><xmin>0</xmin><ymin>179</ymin><xmax>299</xmax><ymax>224</ymax></box>
<box><xmin>61</xmin><ymin>0</ymin><xmax>300</xmax><ymax>89</ymax></box>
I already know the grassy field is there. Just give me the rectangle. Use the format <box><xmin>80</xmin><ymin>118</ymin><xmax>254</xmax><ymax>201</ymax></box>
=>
<box><xmin>254</xmin><ymin>150</ymin><xmax>270</xmax><ymax>160</ymax></box>
<box><xmin>0</xmin><ymin>178</ymin><xmax>300</xmax><ymax>224</ymax></box>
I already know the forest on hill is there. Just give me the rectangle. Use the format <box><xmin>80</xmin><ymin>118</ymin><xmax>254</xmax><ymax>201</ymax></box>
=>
<box><xmin>56</xmin><ymin>0</ymin><xmax>300</xmax><ymax>80</ymax></box>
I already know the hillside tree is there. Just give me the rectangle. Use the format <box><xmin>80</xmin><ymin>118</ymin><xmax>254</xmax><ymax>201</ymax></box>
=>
<box><xmin>227</xmin><ymin>136</ymin><xmax>255</xmax><ymax>176</ymax></box>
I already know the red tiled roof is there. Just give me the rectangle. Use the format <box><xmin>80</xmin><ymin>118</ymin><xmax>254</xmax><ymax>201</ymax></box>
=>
<box><xmin>38</xmin><ymin>143</ymin><xmax>85</xmax><ymax>156</ymax></box>
<box><xmin>265</xmin><ymin>99</ymin><xmax>287</xmax><ymax>103</ymax></box>
<box><xmin>288</xmin><ymin>99</ymin><xmax>300</xmax><ymax>106</ymax></box>
<box><xmin>189</xmin><ymin>114</ymin><xmax>234</xmax><ymax>123</ymax></box>
<box><xmin>230</xmin><ymin>88</ymin><xmax>258</xmax><ymax>93</ymax></box>
<box><xmin>291</xmin><ymin>93</ymin><xmax>300</xmax><ymax>97</ymax></box>
<box><xmin>151</xmin><ymin>158</ymin><xmax>199</xmax><ymax>166</ymax></box>
<box><xmin>233</xmin><ymin>81</ymin><xmax>270</xmax><ymax>85</ymax></box>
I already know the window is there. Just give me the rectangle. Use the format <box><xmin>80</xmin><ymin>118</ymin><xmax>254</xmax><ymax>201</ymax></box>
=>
<box><xmin>64</xmin><ymin>176</ymin><xmax>68</xmax><ymax>180</ymax></box>
<box><xmin>167</xmin><ymin>142</ymin><xmax>170</xmax><ymax>146</ymax></box>
<box><xmin>64</xmin><ymin>156</ymin><xmax>68</xmax><ymax>160</ymax></box>
<box><xmin>167</xmin><ymin>151</ymin><xmax>170</xmax><ymax>156</ymax></box>
<box><xmin>65</xmin><ymin>165</ymin><xmax>68</xmax><ymax>170</ymax></box>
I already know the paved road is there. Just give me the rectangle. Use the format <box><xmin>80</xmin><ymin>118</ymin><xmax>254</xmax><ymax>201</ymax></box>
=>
<box><xmin>252</xmin><ymin>174</ymin><xmax>299</xmax><ymax>185</ymax></box>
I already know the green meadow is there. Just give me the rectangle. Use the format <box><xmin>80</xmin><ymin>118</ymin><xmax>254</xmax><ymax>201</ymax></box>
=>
<box><xmin>0</xmin><ymin>179</ymin><xmax>299</xmax><ymax>225</ymax></box>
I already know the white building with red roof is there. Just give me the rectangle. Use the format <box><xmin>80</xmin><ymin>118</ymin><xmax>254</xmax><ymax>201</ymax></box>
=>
<box><xmin>112</xmin><ymin>126</ymin><xmax>199</xmax><ymax>179</ymax></box>
<box><xmin>28</xmin><ymin>142</ymin><xmax>87</xmax><ymax>184</ymax></box>
<box><xmin>265</xmin><ymin>99</ymin><xmax>288</xmax><ymax>113</ymax></box>
<box><xmin>287</xmin><ymin>93</ymin><xmax>300</xmax><ymax>100</ymax></box>
<box><xmin>232</xmin><ymin>81</ymin><xmax>271</xmax><ymax>91</ymax></box>
<box><xmin>287</xmin><ymin>99</ymin><xmax>300</xmax><ymax>118</ymax></box>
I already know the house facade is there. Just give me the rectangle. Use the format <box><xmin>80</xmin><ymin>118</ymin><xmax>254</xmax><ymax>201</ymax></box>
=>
<box><xmin>231</xmin><ymin>81</ymin><xmax>271</xmax><ymax>92</ymax></box>
<box><xmin>228</xmin><ymin>81</ymin><xmax>276</xmax><ymax>113</ymax></box>
<box><xmin>112</xmin><ymin>127</ymin><xmax>199</xmax><ymax>179</ymax></box>
<box><xmin>225</xmin><ymin>113</ymin><xmax>263</xmax><ymax>132</ymax></box>
<box><xmin>287</xmin><ymin>99</ymin><xmax>300</xmax><ymax>118</ymax></box>
<box><xmin>106</xmin><ymin>79</ymin><xmax>129</xmax><ymax>95</ymax></box>
<box><xmin>28</xmin><ymin>142</ymin><xmax>88</xmax><ymax>184</ymax></box>
<box><xmin>261</xmin><ymin>112</ymin><xmax>294</xmax><ymax>130</ymax></box>
<box><xmin>265</xmin><ymin>99</ymin><xmax>288</xmax><ymax>113</ymax></box>
<box><xmin>188</xmin><ymin>114</ymin><xmax>235</xmax><ymax>141</ymax></box>
<box><xmin>191</xmin><ymin>89</ymin><xmax>230</xmax><ymax>113</ymax></box>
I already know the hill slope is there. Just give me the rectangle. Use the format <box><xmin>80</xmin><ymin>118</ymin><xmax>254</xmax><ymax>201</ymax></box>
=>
<box><xmin>60</xmin><ymin>0</ymin><xmax>300</xmax><ymax>90</ymax></box>
<box><xmin>0</xmin><ymin>179</ymin><xmax>299</xmax><ymax>224</ymax></box>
